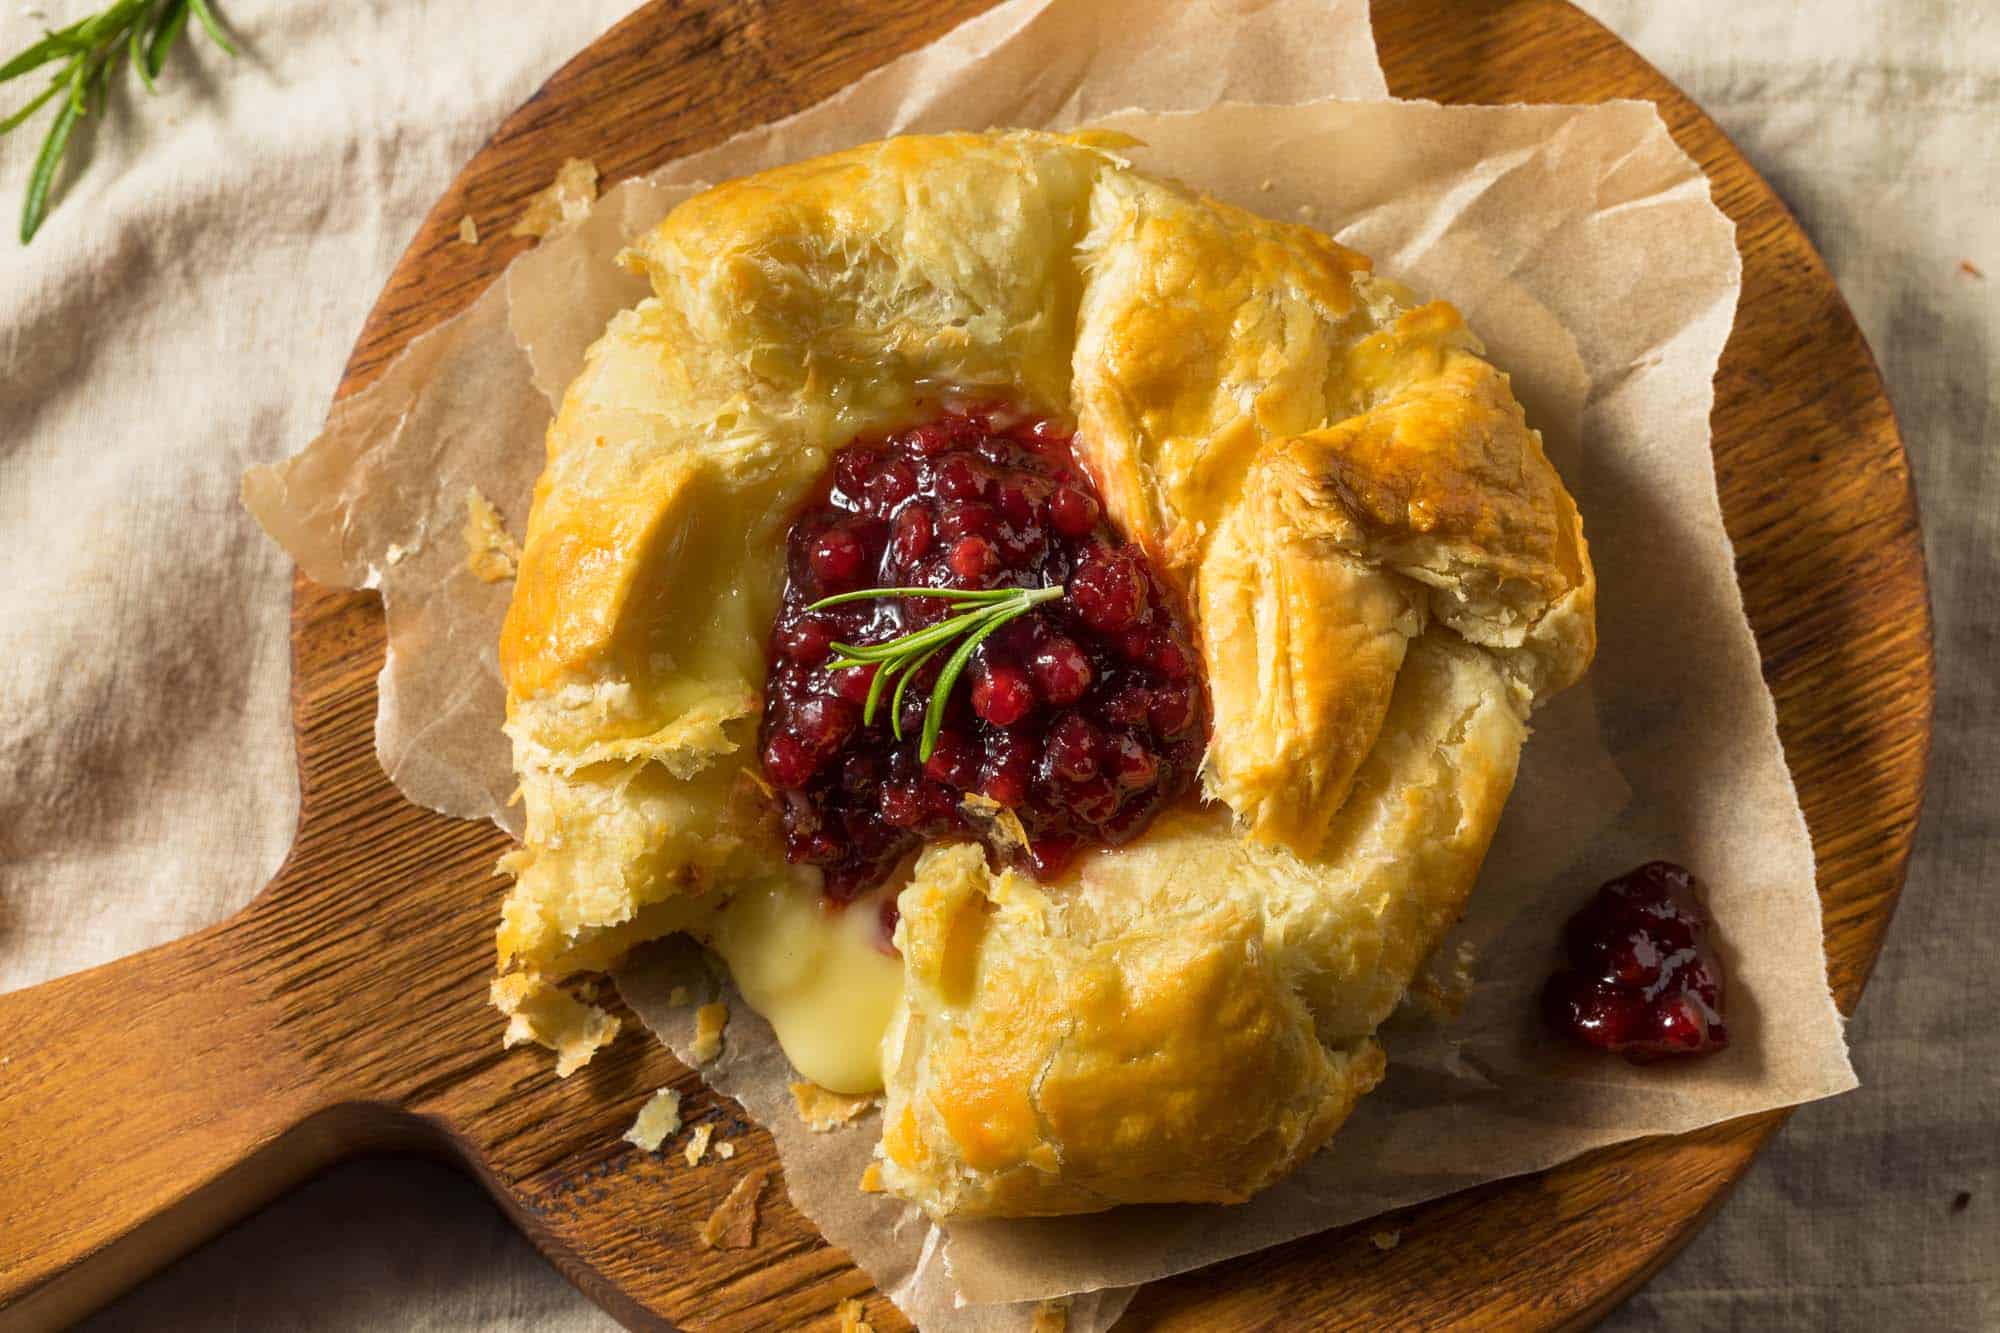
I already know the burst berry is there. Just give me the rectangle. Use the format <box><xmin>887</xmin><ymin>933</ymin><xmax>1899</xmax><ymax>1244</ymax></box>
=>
<box><xmin>980</xmin><ymin>739</ymin><xmax>1034</xmax><ymax>808</ymax></box>
<box><xmin>809</xmin><ymin>527</ymin><xmax>867</xmax><ymax>586</ymax></box>
<box><xmin>831</xmin><ymin>664</ymin><xmax>877</xmax><ymax>706</ymax></box>
<box><xmin>949</xmin><ymin>536</ymin><xmax>1000</xmax><ymax>583</ymax></box>
<box><xmin>924</xmin><ymin>730</ymin><xmax>979</xmax><ymax>788</ymax></box>
<box><xmin>1031</xmin><ymin>636</ymin><xmax>1093</xmax><ymax>705</ymax></box>
<box><xmin>1148</xmin><ymin>680</ymin><xmax>1199</xmax><ymax>737</ymax></box>
<box><xmin>762</xmin><ymin>733</ymin><xmax>818</xmax><ymax>789</ymax></box>
<box><xmin>1044</xmin><ymin>713</ymin><xmax>1103</xmax><ymax>781</ymax></box>
<box><xmin>890</xmin><ymin>508</ymin><xmax>935</xmax><ymax>564</ymax></box>
<box><xmin>1106</xmin><ymin>733</ymin><xmax>1159</xmax><ymax>789</ymax></box>
<box><xmin>775</xmin><ymin>616</ymin><xmax>832</xmax><ymax>664</ymax></box>
<box><xmin>792</xmin><ymin>696</ymin><xmax>858</xmax><ymax>753</ymax></box>
<box><xmin>863</xmin><ymin>460</ymin><xmax>916</xmax><ymax>512</ymax></box>
<box><xmin>1047</xmin><ymin>486</ymin><xmax>1100</xmax><ymax>538</ymax></box>
<box><xmin>1070</xmin><ymin>548</ymin><xmax>1147</xmax><ymax>632</ymax></box>
<box><xmin>971</xmin><ymin>664</ymin><xmax>1036</xmax><ymax>726</ymax></box>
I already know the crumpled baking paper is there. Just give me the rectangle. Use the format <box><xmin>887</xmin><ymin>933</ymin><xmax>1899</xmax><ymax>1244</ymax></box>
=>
<box><xmin>244</xmin><ymin>0</ymin><xmax>1855</xmax><ymax>1326</ymax></box>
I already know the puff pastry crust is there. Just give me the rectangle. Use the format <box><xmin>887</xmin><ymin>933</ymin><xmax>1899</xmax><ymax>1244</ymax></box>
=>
<box><xmin>495</xmin><ymin>130</ymin><xmax>1594</xmax><ymax>1219</ymax></box>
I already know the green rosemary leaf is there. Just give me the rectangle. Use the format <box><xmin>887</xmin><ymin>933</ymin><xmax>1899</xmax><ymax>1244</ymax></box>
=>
<box><xmin>0</xmin><ymin>32</ymin><xmax>75</xmax><ymax>83</ymax></box>
<box><xmin>889</xmin><ymin>644</ymin><xmax>944</xmax><ymax>743</ymax></box>
<box><xmin>859</xmin><ymin>661</ymin><xmax>892</xmax><ymax>729</ymax></box>
<box><xmin>186</xmin><ymin>0</ymin><xmax>235</xmax><ymax>58</ymax></box>
<box><xmin>75</xmin><ymin>0</ymin><xmax>145</xmax><ymax>45</ymax></box>
<box><xmin>21</xmin><ymin>69</ymin><xmax>82</xmax><ymax>243</ymax></box>
<box><xmin>185</xmin><ymin>0</ymin><xmax>235</xmax><ymax>57</ymax></box>
<box><xmin>805</xmin><ymin>585</ymin><xmax>1014</xmax><ymax>612</ymax></box>
<box><xmin>65</xmin><ymin>55</ymin><xmax>89</xmax><ymax>114</ymax></box>
<box><xmin>811</xmin><ymin>583</ymin><xmax>1063</xmax><ymax>760</ymax></box>
<box><xmin>88</xmin><ymin>36</ymin><xmax>125</xmax><ymax>115</ymax></box>
<box><xmin>827</xmin><ymin>604</ymin><xmax>999</xmax><ymax>665</ymax></box>
<box><xmin>921</xmin><ymin>605</ymin><xmax>1019</xmax><ymax>763</ymax></box>
<box><xmin>0</xmin><ymin>72</ymin><xmax>66</xmax><ymax>137</ymax></box>
<box><xmin>147</xmin><ymin>0</ymin><xmax>191</xmax><ymax>79</ymax></box>
<box><xmin>129</xmin><ymin>19</ymin><xmax>152</xmax><ymax>93</ymax></box>
<box><xmin>13</xmin><ymin>6</ymin><xmax>106</xmax><ymax>66</ymax></box>
<box><xmin>6</xmin><ymin>0</ymin><xmax>236</xmax><ymax>243</ymax></box>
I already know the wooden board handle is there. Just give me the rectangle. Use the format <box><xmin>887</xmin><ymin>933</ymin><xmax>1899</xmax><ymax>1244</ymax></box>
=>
<box><xmin>0</xmin><ymin>918</ymin><xmax>384</xmax><ymax>1328</ymax></box>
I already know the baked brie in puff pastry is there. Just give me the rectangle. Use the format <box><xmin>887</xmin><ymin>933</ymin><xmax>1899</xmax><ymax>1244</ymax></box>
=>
<box><xmin>494</xmin><ymin>130</ymin><xmax>1595</xmax><ymax>1219</ymax></box>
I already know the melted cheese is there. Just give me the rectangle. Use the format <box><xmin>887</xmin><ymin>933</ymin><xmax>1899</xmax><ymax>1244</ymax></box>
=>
<box><xmin>709</xmin><ymin>874</ymin><xmax>903</xmax><ymax>1095</ymax></box>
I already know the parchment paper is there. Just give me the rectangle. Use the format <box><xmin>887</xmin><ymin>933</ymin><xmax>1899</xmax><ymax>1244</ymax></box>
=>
<box><xmin>244</xmin><ymin>0</ymin><xmax>1855</xmax><ymax>1325</ymax></box>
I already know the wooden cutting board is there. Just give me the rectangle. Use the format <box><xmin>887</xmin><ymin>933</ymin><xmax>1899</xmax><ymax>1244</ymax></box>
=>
<box><xmin>0</xmin><ymin>1</ymin><xmax>1934</xmax><ymax>1328</ymax></box>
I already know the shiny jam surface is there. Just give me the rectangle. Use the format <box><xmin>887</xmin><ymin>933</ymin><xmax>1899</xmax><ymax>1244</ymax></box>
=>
<box><xmin>759</xmin><ymin>405</ymin><xmax>1208</xmax><ymax>901</ymax></box>
<box><xmin>1543</xmin><ymin>861</ymin><xmax>1730</xmax><ymax>1063</ymax></box>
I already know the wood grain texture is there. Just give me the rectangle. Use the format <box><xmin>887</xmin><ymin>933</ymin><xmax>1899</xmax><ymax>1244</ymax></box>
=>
<box><xmin>0</xmin><ymin>1</ymin><xmax>1933</xmax><ymax>1329</ymax></box>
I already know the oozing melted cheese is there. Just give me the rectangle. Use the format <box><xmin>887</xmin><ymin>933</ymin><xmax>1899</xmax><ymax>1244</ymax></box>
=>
<box><xmin>708</xmin><ymin>873</ymin><xmax>903</xmax><ymax>1095</ymax></box>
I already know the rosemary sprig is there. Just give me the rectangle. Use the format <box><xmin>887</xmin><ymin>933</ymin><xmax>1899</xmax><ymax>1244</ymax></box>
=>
<box><xmin>806</xmin><ymin>584</ymin><xmax>1063</xmax><ymax>762</ymax></box>
<box><xmin>3</xmin><ymin>0</ymin><xmax>237</xmax><ymax>244</ymax></box>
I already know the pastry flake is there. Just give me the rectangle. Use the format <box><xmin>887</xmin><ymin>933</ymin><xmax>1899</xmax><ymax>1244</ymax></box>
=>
<box><xmin>463</xmin><ymin>486</ymin><xmax>521</xmax><ymax>583</ymax></box>
<box><xmin>790</xmin><ymin>1081</ymin><xmax>877</xmax><ymax>1133</ymax></box>
<box><xmin>689</xmin><ymin>1001</ymin><xmax>728</xmax><ymax>1065</ymax></box>
<box><xmin>698</xmin><ymin>1169</ymin><xmax>769</xmax><ymax>1250</ymax></box>
<box><xmin>490</xmin><ymin>973</ymin><xmax>618</xmax><ymax>1077</ymax></box>
<box><xmin>511</xmin><ymin>157</ymin><xmax>599</xmax><ymax>240</ymax></box>
<box><xmin>622</xmin><ymin>1088</ymin><xmax>682</xmax><ymax>1152</ymax></box>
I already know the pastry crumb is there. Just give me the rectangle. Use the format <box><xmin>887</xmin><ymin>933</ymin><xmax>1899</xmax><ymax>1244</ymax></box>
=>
<box><xmin>715</xmin><ymin>1140</ymin><xmax>736</xmax><ymax>1160</ymax></box>
<box><xmin>858</xmin><ymin>1161</ymin><xmax>885</xmax><ymax>1194</ymax></box>
<box><xmin>698</xmin><ymin>1169</ymin><xmax>769</xmax><ymax>1250</ymax></box>
<box><xmin>383</xmin><ymin>541</ymin><xmax>411</xmax><ymax>566</ymax></box>
<box><xmin>836</xmin><ymin>1296</ymin><xmax>875</xmax><ymax>1333</ymax></box>
<box><xmin>790</xmin><ymin>1081</ymin><xmax>877</xmax><ymax>1132</ymax></box>
<box><xmin>457</xmin><ymin>213</ymin><xmax>479</xmax><ymax>245</ymax></box>
<box><xmin>1030</xmin><ymin>1298</ymin><xmax>1069</xmax><ymax>1332</ymax></box>
<box><xmin>1960</xmin><ymin>259</ymin><xmax>1985</xmax><ymax>280</ymax></box>
<box><xmin>490</xmin><ymin>973</ymin><xmax>618</xmax><ymax>1076</ymax></box>
<box><xmin>1408</xmin><ymin>940</ymin><xmax>1479</xmax><ymax>1020</ymax></box>
<box><xmin>1371</xmin><ymin>1228</ymin><xmax>1402</xmax><ymax>1251</ymax></box>
<box><xmin>621</xmin><ymin>1089</ymin><xmax>682</xmax><ymax>1152</ymax></box>
<box><xmin>668</xmin><ymin>985</ymin><xmax>692</xmax><ymax>1007</ymax></box>
<box><xmin>511</xmin><ymin>157</ymin><xmax>599</xmax><ymax>239</ymax></box>
<box><xmin>684</xmin><ymin>1123</ymin><xmax>714</xmax><ymax>1166</ymax></box>
<box><xmin>691</xmin><ymin>1002</ymin><xmax>728</xmax><ymax>1064</ymax></box>
<box><xmin>463</xmin><ymin>487</ymin><xmax>522</xmax><ymax>582</ymax></box>
<box><xmin>959</xmin><ymin>792</ymin><xmax>1030</xmax><ymax>856</ymax></box>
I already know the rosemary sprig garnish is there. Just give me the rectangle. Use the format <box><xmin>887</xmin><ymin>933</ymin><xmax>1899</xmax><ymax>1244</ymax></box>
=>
<box><xmin>806</xmin><ymin>584</ymin><xmax>1063</xmax><ymax>762</ymax></box>
<box><xmin>3</xmin><ymin>0</ymin><xmax>237</xmax><ymax>244</ymax></box>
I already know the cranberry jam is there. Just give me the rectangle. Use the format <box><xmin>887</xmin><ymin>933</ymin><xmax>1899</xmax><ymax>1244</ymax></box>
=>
<box><xmin>759</xmin><ymin>405</ymin><xmax>1208</xmax><ymax>900</ymax></box>
<box><xmin>1543</xmin><ymin>861</ymin><xmax>1729</xmax><ymax>1063</ymax></box>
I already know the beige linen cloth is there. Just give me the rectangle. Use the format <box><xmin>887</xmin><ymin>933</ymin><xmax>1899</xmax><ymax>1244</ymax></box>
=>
<box><xmin>1</xmin><ymin>1</ymin><xmax>1990</xmax><ymax>1328</ymax></box>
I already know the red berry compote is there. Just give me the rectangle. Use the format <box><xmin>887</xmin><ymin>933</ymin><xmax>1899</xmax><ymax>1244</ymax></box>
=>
<box><xmin>759</xmin><ymin>405</ymin><xmax>1208</xmax><ymax>902</ymax></box>
<box><xmin>1543</xmin><ymin>861</ymin><xmax>1730</xmax><ymax>1062</ymax></box>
